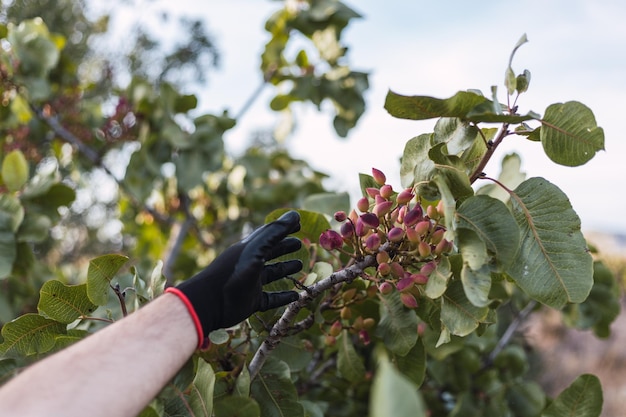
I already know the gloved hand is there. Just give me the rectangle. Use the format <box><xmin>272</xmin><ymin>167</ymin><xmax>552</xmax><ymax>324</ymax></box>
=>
<box><xmin>166</xmin><ymin>211</ymin><xmax>303</xmax><ymax>346</ymax></box>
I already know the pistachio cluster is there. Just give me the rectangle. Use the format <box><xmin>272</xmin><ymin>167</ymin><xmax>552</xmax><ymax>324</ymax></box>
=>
<box><xmin>319</xmin><ymin>167</ymin><xmax>453</xmax><ymax>309</ymax></box>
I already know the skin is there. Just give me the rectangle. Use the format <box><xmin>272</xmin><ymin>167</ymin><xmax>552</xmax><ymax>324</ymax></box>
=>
<box><xmin>0</xmin><ymin>293</ymin><xmax>197</xmax><ymax>417</ymax></box>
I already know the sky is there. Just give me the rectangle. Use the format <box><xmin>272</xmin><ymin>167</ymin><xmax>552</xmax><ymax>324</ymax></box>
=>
<box><xmin>112</xmin><ymin>1</ymin><xmax>626</xmax><ymax>236</ymax></box>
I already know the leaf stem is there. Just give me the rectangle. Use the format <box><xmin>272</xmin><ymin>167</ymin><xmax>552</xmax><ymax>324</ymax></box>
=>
<box><xmin>111</xmin><ymin>284</ymin><xmax>128</xmax><ymax>317</ymax></box>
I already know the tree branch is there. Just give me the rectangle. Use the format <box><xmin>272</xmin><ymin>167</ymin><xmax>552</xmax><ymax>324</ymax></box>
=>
<box><xmin>469</xmin><ymin>123</ymin><xmax>510</xmax><ymax>184</ymax></box>
<box><xmin>487</xmin><ymin>300</ymin><xmax>537</xmax><ymax>364</ymax></box>
<box><xmin>248</xmin><ymin>253</ymin><xmax>377</xmax><ymax>380</ymax></box>
<box><xmin>31</xmin><ymin>104</ymin><xmax>171</xmax><ymax>225</ymax></box>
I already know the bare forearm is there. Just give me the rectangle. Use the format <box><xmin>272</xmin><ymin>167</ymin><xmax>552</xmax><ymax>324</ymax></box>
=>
<box><xmin>0</xmin><ymin>293</ymin><xmax>197</xmax><ymax>417</ymax></box>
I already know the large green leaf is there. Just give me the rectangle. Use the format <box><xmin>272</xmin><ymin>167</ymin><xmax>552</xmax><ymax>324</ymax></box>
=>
<box><xmin>441</xmin><ymin>281</ymin><xmax>490</xmax><ymax>337</ymax></box>
<box><xmin>214</xmin><ymin>396</ymin><xmax>260</xmax><ymax>417</ymax></box>
<box><xmin>86</xmin><ymin>254</ymin><xmax>129</xmax><ymax>306</ymax></box>
<box><xmin>542</xmin><ymin>374</ymin><xmax>602</xmax><ymax>417</ymax></box>
<box><xmin>392</xmin><ymin>337</ymin><xmax>426</xmax><ymax>387</ymax></box>
<box><xmin>540</xmin><ymin>101</ymin><xmax>604</xmax><ymax>166</ymax></box>
<box><xmin>250</xmin><ymin>359</ymin><xmax>304</xmax><ymax>417</ymax></box>
<box><xmin>506</xmin><ymin>178</ymin><xmax>593</xmax><ymax>308</ymax></box>
<box><xmin>375</xmin><ymin>291</ymin><xmax>418</xmax><ymax>356</ymax></box>
<box><xmin>38</xmin><ymin>280</ymin><xmax>98</xmax><ymax>324</ymax></box>
<box><xmin>337</xmin><ymin>330</ymin><xmax>366</xmax><ymax>382</ymax></box>
<box><xmin>456</xmin><ymin>195</ymin><xmax>520</xmax><ymax>270</ymax></box>
<box><xmin>189</xmin><ymin>360</ymin><xmax>216</xmax><ymax>417</ymax></box>
<box><xmin>385</xmin><ymin>90</ymin><xmax>488</xmax><ymax>120</ymax></box>
<box><xmin>0</xmin><ymin>313</ymin><xmax>66</xmax><ymax>357</ymax></box>
<box><xmin>369</xmin><ymin>356</ymin><xmax>427</xmax><ymax>417</ymax></box>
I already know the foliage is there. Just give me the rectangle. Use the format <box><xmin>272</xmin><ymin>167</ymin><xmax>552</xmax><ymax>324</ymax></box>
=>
<box><xmin>0</xmin><ymin>4</ymin><xmax>618</xmax><ymax>417</ymax></box>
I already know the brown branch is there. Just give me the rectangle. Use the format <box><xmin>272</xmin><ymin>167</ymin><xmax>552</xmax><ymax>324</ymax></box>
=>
<box><xmin>248</xmin><ymin>252</ymin><xmax>378</xmax><ymax>380</ymax></box>
<box><xmin>487</xmin><ymin>300</ymin><xmax>537</xmax><ymax>364</ymax></box>
<box><xmin>469</xmin><ymin>123</ymin><xmax>510</xmax><ymax>184</ymax></box>
<box><xmin>111</xmin><ymin>284</ymin><xmax>128</xmax><ymax>317</ymax></box>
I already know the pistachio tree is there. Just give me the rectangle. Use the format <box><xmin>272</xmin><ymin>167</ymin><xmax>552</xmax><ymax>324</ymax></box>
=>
<box><xmin>0</xmin><ymin>2</ymin><xmax>620</xmax><ymax>417</ymax></box>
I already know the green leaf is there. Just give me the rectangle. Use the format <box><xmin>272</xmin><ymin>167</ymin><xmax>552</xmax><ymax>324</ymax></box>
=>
<box><xmin>399</xmin><ymin>134</ymin><xmax>435</xmax><ymax>190</ymax></box>
<box><xmin>456</xmin><ymin>195</ymin><xmax>520</xmax><ymax>270</ymax></box>
<box><xmin>0</xmin><ymin>194</ymin><xmax>24</xmax><ymax>232</ymax></box>
<box><xmin>457</xmin><ymin>228</ymin><xmax>491</xmax><ymax>307</ymax></box>
<box><xmin>424</xmin><ymin>256</ymin><xmax>452</xmax><ymax>299</ymax></box>
<box><xmin>0</xmin><ymin>230</ymin><xmax>16</xmax><ymax>279</ymax></box>
<box><xmin>251</xmin><ymin>359</ymin><xmax>304</xmax><ymax>417</ymax></box>
<box><xmin>505</xmin><ymin>34</ymin><xmax>528</xmax><ymax>95</ymax></box>
<box><xmin>337</xmin><ymin>330</ymin><xmax>366</xmax><ymax>382</ymax></box>
<box><xmin>506</xmin><ymin>381</ymin><xmax>545</xmax><ymax>417</ymax></box>
<box><xmin>7</xmin><ymin>18</ymin><xmax>61</xmax><ymax>77</ymax></box>
<box><xmin>562</xmin><ymin>260</ymin><xmax>621</xmax><ymax>338</ymax></box>
<box><xmin>369</xmin><ymin>356</ymin><xmax>427</xmax><ymax>417</ymax></box>
<box><xmin>465</xmin><ymin>104</ymin><xmax>540</xmax><ymax>123</ymax></box>
<box><xmin>441</xmin><ymin>280</ymin><xmax>490</xmax><ymax>337</ymax></box>
<box><xmin>0</xmin><ymin>357</ymin><xmax>17</xmax><ymax>382</ymax></box>
<box><xmin>0</xmin><ymin>313</ymin><xmax>66</xmax><ymax>357</ymax></box>
<box><xmin>476</xmin><ymin>153</ymin><xmax>526</xmax><ymax>204</ymax></box>
<box><xmin>214</xmin><ymin>396</ymin><xmax>260</xmax><ymax>417</ymax></box>
<box><xmin>429</xmin><ymin>145</ymin><xmax>474</xmax><ymax>201</ymax></box>
<box><xmin>188</xmin><ymin>360</ymin><xmax>216</xmax><ymax>417</ymax></box>
<box><xmin>147</xmin><ymin>260</ymin><xmax>166</xmax><ymax>299</ymax></box>
<box><xmin>432</xmin><ymin>174</ymin><xmax>461</xmax><ymax>240</ymax></box>
<box><xmin>358</xmin><ymin>173</ymin><xmax>379</xmax><ymax>198</ymax></box>
<box><xmin>540</xmin><ymin>101</ymin><xmax>604</xmax><ymax>166</ymax></box>
<box><xmin>506</xmin><ymin>178</ymin><xmax>593</xmax><ymax>308</ymax></box>
<box><xmin>542</xmin><ymin>374</ymin><xmax>603</xmax><ymax>417</ymax></box>
<box><xmin>38</xmin><ymin>280</ymin><xmax>98</xmax><ymax>323</ymax></box>
<box><xmin>266</xmin><ymin>208</ymin><xmax>331</xmax><ymax>244</ymax></box>
<box><xmin>86</xmin><ymin>254</ymin><xmax>129</xmax><ymax>306</ymax></box>
<box><xmin>392</xmin><ymin>337</ymin><xmax>426</xmax><ymax>387</ymax></box>
<box><xmin>2</xmin><ymin>149</ymin><xmax>29</xmax><ymax>192</ymax></box>
<box><xmin>385</xmin><ymin>90</ymin><xmax>488</xmax><ymax>121</ymax></box>
<box><xmin>432</xmin><ymin>118</ymin><xmax>479</xmax><ymax>156</ymax></box>
<box><xmin>375</xmin><ymin>291</ymin><xmax>418</xmax><ymax>356</ymax></box>
<box><xmin>273</xmin><ymin>336</ymin><xmax>314</xmax><ymax>372</ymax></box>
<box><xmin>208</xmin><ymin>329</ymin><xmax>230</xmax><ymax>345</ymax></box>
<box><xmin>302</xmin><ymin>192</ymin><xmax>350</xmax><ymax>217</ymax></box>
<box><xmin>234</xmin><ymin>366</ymin><xmax>251</xmax><ymax>397</ymax></box>
<box><xmin>17</xmin><ymin>211</ymin><xmax>52</xmax><ymax>243</ymax></box>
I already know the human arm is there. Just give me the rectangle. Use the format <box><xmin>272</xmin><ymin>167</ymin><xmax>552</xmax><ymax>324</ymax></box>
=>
<box><xmin>0</xmin><ymin>211</ymin><xmax>302</xmax><ymax>417</ymax></box>
<box><xmin>0</xmin><ymin>293</ymin><xmax>197</xmax><ymax>417</ymax></box>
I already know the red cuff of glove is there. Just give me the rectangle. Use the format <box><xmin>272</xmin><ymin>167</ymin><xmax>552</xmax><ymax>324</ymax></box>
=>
<box><xmin>165</xmin><ymin>287</ymin><xmax>204</xmax><ymax>348</ymax></box>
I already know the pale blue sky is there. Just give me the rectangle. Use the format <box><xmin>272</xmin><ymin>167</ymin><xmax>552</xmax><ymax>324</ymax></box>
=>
<box><xmin>111</xmin><ymin>1</ymin><xmax>626</xmax><ymax>235</ymax></box>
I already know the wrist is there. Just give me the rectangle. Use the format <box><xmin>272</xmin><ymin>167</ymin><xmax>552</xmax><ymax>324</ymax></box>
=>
<box><xmin>164</xmin><ymin>287</ymin><xmax>205</xmax><ymax>347</ymax></box>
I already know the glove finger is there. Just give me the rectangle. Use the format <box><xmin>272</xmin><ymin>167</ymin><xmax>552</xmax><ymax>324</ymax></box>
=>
<box><xmin>266</xmin><ymin>237</ymin><xmax>302</xmax><ymax>261</ymax></box>
<box><xmin>259</xmin><ymin>290</ymin><xmax>299</xmax><ymax>311</ymax></box>
<box><xmin>244</xmin><ymin>211</ymin><xmax>301</xmax><ymax>255</ymax></box>
<box><xmin>261</xmin><ymin>259</ymin><xmax>303</xmax><ymax>285</ymax></box>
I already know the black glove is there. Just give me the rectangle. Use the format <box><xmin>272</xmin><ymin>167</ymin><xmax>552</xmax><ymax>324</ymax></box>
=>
<box><xmin>166</xmin><ymin>211</ymin><xmax>302</xmax><ymax>345</ymax></box>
